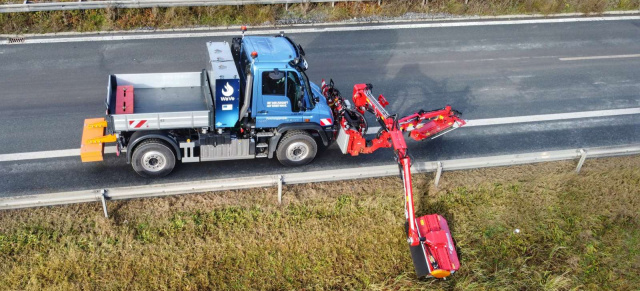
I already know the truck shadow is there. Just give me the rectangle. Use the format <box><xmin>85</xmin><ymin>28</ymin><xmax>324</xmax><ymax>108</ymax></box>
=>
<box><xmin>299</xmin><ymin>28</ymin><xmax>475</xmax><ymax>159</ymax></box>
<box><xmin>386</xmin><ymin>63</ymin><xmax>475</xmax><ymax>117</ymax></box>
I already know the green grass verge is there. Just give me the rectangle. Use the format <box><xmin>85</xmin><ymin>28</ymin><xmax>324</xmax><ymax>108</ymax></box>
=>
<box><xmin>1</xmin><ymin>0</ymin><xmax>639</xmax><ymax>35</ymax></box>
<box><xmin>0</xmin><ymin>156</ymin><xmax>639</xmax><ymax>289</ymax></box>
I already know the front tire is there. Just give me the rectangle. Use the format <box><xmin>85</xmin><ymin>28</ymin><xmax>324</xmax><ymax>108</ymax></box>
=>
<box><xmin>131</xmin><ymin>139</ymin><xmax>176</xmax><ymax>178</ymax></box>
<box><xmin>276</xmin><ymin>130</ymin><xmax>318</xmax><ymax>167</ymax></box>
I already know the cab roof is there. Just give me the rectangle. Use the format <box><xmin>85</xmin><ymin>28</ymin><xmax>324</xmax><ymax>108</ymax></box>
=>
<box><xmin>242</xmin><ymin>36</ymin><xmax>297</xmax><ymax>64</ymax></box>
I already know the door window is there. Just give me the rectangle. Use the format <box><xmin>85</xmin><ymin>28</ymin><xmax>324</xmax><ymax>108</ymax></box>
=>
<box><xmin>262</xmin><ymin>71</ymin><xmax>286</xmax><ymax>96</ymax></box>
<box><xmin>261</xmin><ymin>70</ymin><xmax>304</xmax><ymax>112</ymax></box>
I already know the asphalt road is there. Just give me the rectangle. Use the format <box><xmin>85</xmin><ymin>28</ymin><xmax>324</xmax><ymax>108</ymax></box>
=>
<box><xmin>1</xmin><ymin>18</ymin><xmax>639</xmax><ymax>196</ymax></box>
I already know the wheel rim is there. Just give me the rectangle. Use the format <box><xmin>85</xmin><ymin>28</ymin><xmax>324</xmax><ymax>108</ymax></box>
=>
<box><xmin>286</xmin><ymin>142</ymin><xmax>309</xmax><ymax>161</ymax></box>
<box><xmin>142</xmin><ymin>151</ymin><xmax>166</xmax><ymax>172</ymax></box>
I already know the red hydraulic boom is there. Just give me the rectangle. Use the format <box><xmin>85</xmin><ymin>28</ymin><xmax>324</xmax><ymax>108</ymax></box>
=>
<box><xmin>322</xmin><ymin>80</ymin><xmax>465</xmax><ymax>279</ymax></box>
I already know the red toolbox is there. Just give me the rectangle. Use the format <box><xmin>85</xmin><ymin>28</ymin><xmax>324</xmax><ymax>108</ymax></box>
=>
<box><xmin>115</xmin><ymin>85</ymin><xmax>134</xmax><ymax>114</ymax></box>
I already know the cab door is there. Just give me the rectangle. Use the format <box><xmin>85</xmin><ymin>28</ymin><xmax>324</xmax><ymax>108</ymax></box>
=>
<box><xmin>255</xmin><ymin>69</ymin><xmax>305</xmax><ymax>128</ymax></box>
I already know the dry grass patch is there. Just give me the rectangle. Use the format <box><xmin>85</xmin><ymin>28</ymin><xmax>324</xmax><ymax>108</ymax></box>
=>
<box><xmin>2</xmin><ymin>0</ymin><xmax>640</xmax><ymax>34</ymax></box>
<box><xmin>0</xmin><ymin>155</ymin><xmax>639</xmax><ymax>289</ymax></box>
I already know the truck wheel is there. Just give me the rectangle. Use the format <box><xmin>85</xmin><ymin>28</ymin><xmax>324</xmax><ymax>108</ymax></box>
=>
<box><xmin>276</xmin><ymin>130</ymin><xmax>317</xmax><ymax>167</ymax></box>
<box><xmin>131</xmin><ymin>139</ymin><xmax>176</xmax><ymax>178</ymax></box>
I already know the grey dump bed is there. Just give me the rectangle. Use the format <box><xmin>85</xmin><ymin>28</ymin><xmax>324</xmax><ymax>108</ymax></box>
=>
<box><xmin>107</xmin><ymin>72</ymin><xmax>213</xmax><ymax>132</ymax></box>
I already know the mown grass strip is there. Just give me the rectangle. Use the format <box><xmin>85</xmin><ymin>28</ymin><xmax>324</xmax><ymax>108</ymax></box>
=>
<box><xmin>0</xmin><ymin>156</ymin><xmax>638</xmax><ymax>289</ymax></box>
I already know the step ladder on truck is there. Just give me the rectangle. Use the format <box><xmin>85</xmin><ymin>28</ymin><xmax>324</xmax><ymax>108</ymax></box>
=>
<box><xmin>79</xmin><ymin>27</ymin><xmax>465</xmax><ymax>279</ymax></box>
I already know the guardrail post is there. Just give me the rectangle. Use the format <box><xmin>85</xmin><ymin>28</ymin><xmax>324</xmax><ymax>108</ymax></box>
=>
<box><xmin>100</xmin><ymin>189</ymin><xmax>109</xmax><ymax>218</ymax></box>
<box><xmin>576</xmin><ymin>149</ymin><xmax>588</xmax><ymax>173</ymax></box>
<box><xmin>277</xmin><ymin>175</ymin><xmax>283</xmax><ymax>204</ymax></box>
<box><xmin>434</xmin><ymin>161</ymin><xmax>443</xmax><ymax>188</ymax></box>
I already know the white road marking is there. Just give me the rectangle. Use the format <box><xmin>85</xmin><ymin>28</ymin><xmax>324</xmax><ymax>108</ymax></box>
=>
<box><xmin>1</xmin><ymin>107</ymin><xmax>638</xmax><ymax>162</ymax></box>
<box><xmin>464</xmin><ymin>107</ymin><xmax>640</xmax><ymax>127</ymax></box>
<box><xmin>559</xmin><ymin>54</ymin><xmax>640</xmax><ymax>61</ymax></box>
<box><xmin>0</xmin><ymin>149</ymin><xmax>80</xmax><ymax>162</ymax></box>
<box><xmin>0</xmin><ymin>146</ymin><xmax>117</xmax><ymax>162</ymax></box>
<box><xmin>2</xmin><ymin>16</ymin><xmax>640</xmax><ymax>45</ymax></box>
<box><xmin>385</xmin><ymin>56</ymin><xmax>558</xmax><ymax>66</ymax></box>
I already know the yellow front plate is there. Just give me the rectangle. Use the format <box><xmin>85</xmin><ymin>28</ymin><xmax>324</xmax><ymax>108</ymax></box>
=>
<box><xmin>80</xmin><ymin>118</ymin><xmax>106</xmax><ymax>162</ymax></box>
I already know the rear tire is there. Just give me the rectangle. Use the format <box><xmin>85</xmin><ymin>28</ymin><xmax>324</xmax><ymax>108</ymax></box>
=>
<box><xmin>276</xmin><ymin>130</ymin><xmax>317</xmax><ymax>167</ymax></box>
<box><xmin>131</xmin><ymin>139</ymin><xmax>176</xmax><ymax>178</ymax></box>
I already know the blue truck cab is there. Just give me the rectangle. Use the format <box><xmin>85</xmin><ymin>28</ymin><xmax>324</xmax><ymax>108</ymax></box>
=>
<box><xmin>99</xmin><ymin>33</ymin><xmax>337</xmax><ymax>177</ymax></box>
<box><xmin>235</xmin><ymin>35</ymin><xmax>333</xmax><ymax>130</ymax></box>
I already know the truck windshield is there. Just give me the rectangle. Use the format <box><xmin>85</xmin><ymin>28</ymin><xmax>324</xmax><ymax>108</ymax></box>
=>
<box><xmin>300</xmin><ymin>71</ymin><xmax>315</xmax><ymax>110</ymax></box>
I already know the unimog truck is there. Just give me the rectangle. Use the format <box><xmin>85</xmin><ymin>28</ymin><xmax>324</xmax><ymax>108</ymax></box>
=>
<box><xmin>81</xmin><ymin>30</ymin><xmax>465</xmax><ymax>279</ymax></box>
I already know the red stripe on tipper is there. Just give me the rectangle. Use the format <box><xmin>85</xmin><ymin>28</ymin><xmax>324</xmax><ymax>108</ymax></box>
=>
<box><xmin>135</xmin><ymin>120</ymin><xmax>147</xmax><ymax>128</ymax></box>
<box><xmin>129</xmin><ymin>120</ymin><xmax>148</xmax><ymax>128</ymax></box>
<box><xmin>320</xmin><ymin>118</ymin><xmax>332</xmax><ymax>126</ymax></box>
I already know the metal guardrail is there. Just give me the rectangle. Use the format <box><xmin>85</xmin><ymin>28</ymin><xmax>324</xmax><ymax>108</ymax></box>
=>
<box><xmin>1</xmin><ymin>0</ymin><xmax>374</xmax><ymax>13</ymax></box>
<box><xmin>1</xmin><ymin>143</ymin><xmax>639</xmax><ymax>215</ymax></box>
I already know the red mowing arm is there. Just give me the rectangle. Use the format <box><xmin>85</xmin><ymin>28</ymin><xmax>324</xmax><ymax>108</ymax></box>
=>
<box><xmin>322</xmin><ymin>80</ymin><xmax>464</xmax><ymax>278</ymax></box>
<box><xmin>340</xmin><ymin>83</ymin><xmax>466</xmax><ymax>156</ymax></box>
<box><xmin>399</xmin><ymin>106</ymin><xmax>466</xmax><ymax>141</ymax></box>
<box><xmin>350</xmin><ymin>84</ymin><xmax>421</xmax><ymax>246</ymax></box>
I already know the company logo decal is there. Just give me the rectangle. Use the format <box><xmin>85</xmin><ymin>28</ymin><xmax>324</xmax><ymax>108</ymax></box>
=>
<box><xmin>222</xmin><ymin>82</ymin><xmax>234</xmax><ymax>97</ymax></box>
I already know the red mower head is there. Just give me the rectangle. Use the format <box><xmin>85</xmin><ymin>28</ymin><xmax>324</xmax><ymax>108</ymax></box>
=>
<box><xmin>410</xmin><ymin>214</ymin><xmax>460</xmax><ymax>279</ymax></box>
